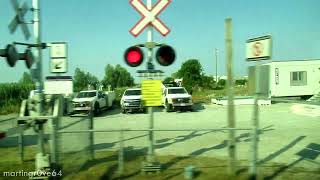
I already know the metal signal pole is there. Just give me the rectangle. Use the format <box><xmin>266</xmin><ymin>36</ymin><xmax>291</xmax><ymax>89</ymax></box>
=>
<box><xmin>146</xmin><ymin>0</ymin><xmax>155</xmax><ymax>164</ymax></box>
<box><xmin>32</xmin><ymin>0</ymin><xmax>44</xmax><ymax>115</ymax></box>
<box><xmin>32</xmin><ymin>0</ymin><xmax>45</xmax><ymax>157</ymax></box>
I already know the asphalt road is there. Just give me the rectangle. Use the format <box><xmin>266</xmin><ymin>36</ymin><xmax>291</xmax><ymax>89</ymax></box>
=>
<box><xmin>1</xmin><ymin>103</ymin><xmax>320</xmax><ymax>170</ymax></box>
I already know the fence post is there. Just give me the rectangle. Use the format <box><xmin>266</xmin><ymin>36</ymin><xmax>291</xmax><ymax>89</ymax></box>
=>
<box><xmin>89</xmin><ymin>111</ymin><xmax>94</xmax><ymax>160</ymax></box>
<box><xmin>249</xmin><ymin>88</ymin><xmax>260</xmax><ymax>178</ymax></box>
<box><xmin>49</xmin><ymin>117</ymin><xmax>59</xmax><ymax>164</ymax></box>
<box><xmin>118</xmin><ymin>130</ymin><xmax>124</xmax><ymax>175</ymax></box>
<box><xmin>18</xmin><ymin>124</ymin><xmax>24</xmax><ymax>163</ymax></box>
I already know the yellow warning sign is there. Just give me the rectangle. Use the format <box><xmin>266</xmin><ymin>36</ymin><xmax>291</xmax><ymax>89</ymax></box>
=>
<box><xmin>141</xmin><ymin>80</ymin><xmax>162</xmax><ymax>107</ymax></box>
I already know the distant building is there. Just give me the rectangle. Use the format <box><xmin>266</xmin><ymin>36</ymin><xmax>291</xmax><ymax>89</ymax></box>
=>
<box><xmin>249</xmin><ymin>59</ymin><xmax>320</xmax><ymax>97</ymax></box>
<box><xmin>214</xmin><ymin>75</ymin><xmax>248</xmax><ymax>81</ymax></box>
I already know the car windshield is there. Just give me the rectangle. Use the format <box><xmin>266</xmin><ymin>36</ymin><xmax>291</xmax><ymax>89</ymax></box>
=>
<box><xmin>125</xmin><ymin>90</ymin><xmax>141</xmax><ymax>96</ymax></box>
<box><xmin>168</xmin><ymin>88</ymin><xmax>187</xmax><ymax>94</ymax></box>
<box><xmin>76</xmin><ymin>92</ymin><xmax>96</xmax><ymax>98</ymax></box>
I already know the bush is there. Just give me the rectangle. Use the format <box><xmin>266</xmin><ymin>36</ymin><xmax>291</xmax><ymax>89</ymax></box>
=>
<box><xmin>235</xmin><ymin>79</ymin><xmax>247</xmax><ymax>86</ymax></box>
<box><xmin>217</xmin><ymin>79</ymin><xmax>226</xmax><ymax>87</ymax></box>
<box><xmin>113</xmin><ymin>87</ymin><xmax>129</xmax><ymax>106</ymax></box>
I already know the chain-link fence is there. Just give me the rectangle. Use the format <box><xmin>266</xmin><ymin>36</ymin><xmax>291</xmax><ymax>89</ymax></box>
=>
<box><xmin>57</xmin><ymin>113</ymin><xmax>94</xmax><ymax>174</ymax></box>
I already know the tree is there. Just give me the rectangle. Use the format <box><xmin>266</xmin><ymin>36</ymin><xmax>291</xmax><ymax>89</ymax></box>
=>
<box><xmin>19</xmin><ymin>72</ymin><xmax>34</xmax><ymax>84</ymax></box>
<box><xmin>86</xmin><ymin>72</ymin><xmax>99</xmax><ymax>90</ymax></box>
<box><xmin>200</xmin><ymin>75</ymin><xmax>216</xmax><ymax>89</ymax></box>
<box><xmin>102</xmin><ymin>64</ymin><xmax>134</xmax><ymax>89</ymax></box>
<box><xmin>175</xmin><ymin>59</ymin><xmax>203</xmax><ymax>92</ymax></box>
<box><xmin>73</xmin><ymin>68</ymin><xmax>100</xmax><ymax>92</ymax></box>
<box><xmin>163</xmin><ymin>77</ymin><xmax>174</xmax><ymax>84</ymax></box>
<box><xmin>102</xmin><ymin>64</ymin><xmax>116</xmax><ymax>89</ymax></box>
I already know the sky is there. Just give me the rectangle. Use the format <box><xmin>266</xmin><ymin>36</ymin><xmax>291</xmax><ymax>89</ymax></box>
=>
<box><xmin>0</xmin><ymin>0</ymin><xmax>319</xmax><ymax>83</ymax></box>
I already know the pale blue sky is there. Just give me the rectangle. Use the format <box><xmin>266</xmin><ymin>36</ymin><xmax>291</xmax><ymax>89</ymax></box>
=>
<box><xmin>0</xmin><ymin>0</ymin><xmax>319</xmax><ymax>83</ymax></box>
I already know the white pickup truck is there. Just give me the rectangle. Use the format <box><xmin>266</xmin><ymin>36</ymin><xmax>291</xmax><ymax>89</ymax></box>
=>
<box><xmin>162</xmin><ymin>87</ymin><xmax>193</xmax><ymax>112</ymax></box>
<box><xmin>72</xmin><ymin>90</ymin><xmax>115</xmax><ymax>115</ymax></box>
<box><xmin>120</xmin><ymin>88</ymin><xmax>146</xmax><ymax>113</ymax></box>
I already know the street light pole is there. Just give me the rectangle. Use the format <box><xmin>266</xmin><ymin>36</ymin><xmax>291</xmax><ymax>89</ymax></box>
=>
<box><xmin>215</xmin><ymin>48</ymin><xmax>218</xmax><ymax>86</ymax></box>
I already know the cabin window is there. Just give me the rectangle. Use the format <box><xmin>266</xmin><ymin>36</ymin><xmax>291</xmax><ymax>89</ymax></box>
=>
<box><xmin>290</xmin><ymin>71</ymin><xmax>307</xmax><ymax>86</ymax></box>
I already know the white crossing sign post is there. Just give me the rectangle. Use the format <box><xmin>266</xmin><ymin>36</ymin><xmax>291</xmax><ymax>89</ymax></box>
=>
<box><xmin>8</xmin><ymin>0</ymin><xmax>31</xmax><ymax>40</ymax></box>
<box><xmin>129</xmin><ymin>0</ymin><xmax>171</xmax><ymax>37</ymax></box>
<box><xmin>50</xmin><ymin>43</ymin><xmax>68</xmax><ymax>73</ymax></box>
<box><xmin>129</xmin><ymin>0</ymin><xmax>172</xmax><ymax>172</ymax></box>
<box><xmin>246</xmin><ymin>35</ymin><xmax>269</xmax><ymax>179</ymax></box>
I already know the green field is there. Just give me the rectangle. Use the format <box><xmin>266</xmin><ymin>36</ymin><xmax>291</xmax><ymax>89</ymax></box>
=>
<box><xmin>0</xmin><ymin>83</ymin><xmax>34</xmax><ymax>115</ymax></box>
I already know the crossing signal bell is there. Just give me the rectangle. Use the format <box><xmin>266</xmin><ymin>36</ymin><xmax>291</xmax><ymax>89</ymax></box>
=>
<box><xmin>0</xmin><ymin>44</ymin><xmax>34</xmax><ymax>69</ymax></box>
<box><xmin>124</xmin><ymin>44</ymin><xmax>175</xmax><ymax>67</ymax></box>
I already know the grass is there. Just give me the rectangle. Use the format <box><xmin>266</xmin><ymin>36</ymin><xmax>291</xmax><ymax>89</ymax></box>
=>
<box><xmin>192</xmin><ymin>86</ymin><xmax>249</xmax><ymax>104</ymax></box>
<box><xmin>0</xmin><ymin>146</ymin><xmax>37</xmax><ymax>180</ymax></box>
<box><xmin>0</xmin><ymin>103</ymin><xmax>20</xmax><ymax>115</ymax></box>
<box><xmin>0</xmin><ymin>146</ymin><xmax>319</xmax><ymax>180</ymax></box>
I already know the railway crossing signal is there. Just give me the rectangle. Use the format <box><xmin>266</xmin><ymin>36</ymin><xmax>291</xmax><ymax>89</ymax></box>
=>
<box><xmin>124</xmin><ymin>44</ymin><xmax>175</xmax><ymax>67</ymax></box>
<box><xmin>0</xmin><ymin>44</ymin><xmax>35</xmax><ymax>69</ymax></box>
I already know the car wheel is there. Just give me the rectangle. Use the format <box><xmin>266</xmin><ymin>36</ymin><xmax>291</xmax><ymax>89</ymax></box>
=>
<box><xmin>165</xmin><ymin>101</ymin><xmax>172</xmax><ymax>112</ymax></box>
<box><xmin>188</xmin><ymin>106</ymin><xmax>193</xmax><ymax>111</ymax></box>
<box><xmin>122</xmin><ymin>108</ymin><xmax>126</xmax><ymax>114</ymax></box>
<box><xmin>142</xmin><ymin>107</ymin><xmax>147</xmax><ymax>113</ymax></box>
<box><xmin>94</xmin><ymin>103</ymin><xmax>100</xmax><ymax>116</ymax></box>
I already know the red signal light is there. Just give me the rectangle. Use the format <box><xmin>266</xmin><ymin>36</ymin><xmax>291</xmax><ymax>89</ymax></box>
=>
<box><xmin>156</xmin><ymin>45</ymin><xmax>176</xmax><ymax>66</ymax></box>
<box><xmin>124</xmin><ymin>46</ymin><xmax>144</xmax><ymax>67</ymax></box>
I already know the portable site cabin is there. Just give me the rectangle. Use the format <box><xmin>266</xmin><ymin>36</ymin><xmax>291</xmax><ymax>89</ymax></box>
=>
<box><xmin>249</xmin><ymin>60</ymin><xmax>320</xmax><ymax>98</ymax></box>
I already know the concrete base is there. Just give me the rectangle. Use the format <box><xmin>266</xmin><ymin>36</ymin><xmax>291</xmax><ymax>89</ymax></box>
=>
<box><xmin>212</xmin><ymin>96</ymin><xmax>271</xmax><ymax>106</ymax></box>
<box><xmin>141</xmin><ymin>161</ymin><xmax>162</xmax><ymax>173</ymax></box>
<box><xmin>35</xmin><ymin>153</ymin><xmax>50</xmax><ymax>171</ymax></box>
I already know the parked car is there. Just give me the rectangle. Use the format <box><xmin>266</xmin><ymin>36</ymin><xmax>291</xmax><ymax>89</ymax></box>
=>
<box><xmin>162</xmin><ymin>87</ymin><xmax>193</xmax><ymax>112</ymax></box>
<box><xmin>120</xmin><ymin>88</ymin><xmax>146</xmax><ymax>113</ymax></box>
<box><xmin>72</xmin><ymin>90</ymin><xmax>115</xmax><ymax>116</ymax></box>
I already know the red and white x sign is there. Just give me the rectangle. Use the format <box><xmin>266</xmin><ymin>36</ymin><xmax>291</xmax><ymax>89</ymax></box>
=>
<box><xmin>129</xmin><ymin>0</ymin><xmax>171</xmax><ymax>37</ymax></box>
